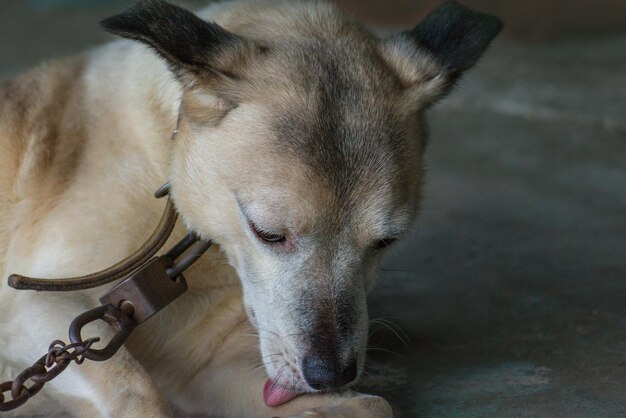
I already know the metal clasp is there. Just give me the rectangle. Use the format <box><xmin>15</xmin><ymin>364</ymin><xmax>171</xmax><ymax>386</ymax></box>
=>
<box><xmin>99</xmin><ymin>233</ymin><xmax>211</xmax><ymax>324</ymax></box>
<box><xmin>99</xmin><ymin>257</ymin><xmax>187</xmax><ymax>324</ymax></box>
<box><xmin>68</xmin><ymin>233</ymin><xmax>211</xmax><ymax>362</ymax></box>
<box><xmin>68</xmin><ymin>304</ymin><xmax>135</xmax><ymax>361</ymax></box>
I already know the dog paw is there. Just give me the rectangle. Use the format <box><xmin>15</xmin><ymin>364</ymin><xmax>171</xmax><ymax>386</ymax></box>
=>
<box><xmin>289</xmin><ymin>395</ymin><xmax>392</xmax><ymax>418</ymax></box>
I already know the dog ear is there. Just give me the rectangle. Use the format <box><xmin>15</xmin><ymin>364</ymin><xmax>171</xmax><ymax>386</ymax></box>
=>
<box><xmin>101</xmin><ymin>0</ymin><xmax>257</xmax><ymax>85</ymax></box>
<box><xmin>383</xmin><ymin>0</ymin><xmax>502</xmax><ymax>103</ymax></box>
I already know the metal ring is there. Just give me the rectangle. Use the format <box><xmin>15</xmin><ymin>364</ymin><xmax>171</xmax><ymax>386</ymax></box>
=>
<box><xmin>165</xmin><ymin>233</ymin><xmax>198</xmax><ymax>260</ymax></box>
<box><xmin>11</xmin><ymin>364</ymin><xmax>45</xmax><ymax>400</ymax></box>
<box><xmin>167</xmin><ymin>239</ymin><xmax>212</xmax><ymax>278</ymax></box>
<box><xmin>30</xmin><ymin>355</ymin><xmax>70</xmax><ymax>384</ymax></box>
<box><xmin>68</xmin><ymin>305</ymin><xmax>136</xmax><ymax>362</ymax></box>
<box><xmin>0</xmin><ymin>381</ymin><xmax>29</xmax><ymax>411</ymax></box>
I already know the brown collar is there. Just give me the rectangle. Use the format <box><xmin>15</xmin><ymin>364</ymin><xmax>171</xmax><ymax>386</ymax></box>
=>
<box><xmin>8</xmin><ymin>183</ymin><xmax>189</xmax><ymax>292</ymax></box>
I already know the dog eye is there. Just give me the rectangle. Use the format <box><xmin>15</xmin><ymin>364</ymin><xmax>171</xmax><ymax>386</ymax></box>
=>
<box><xmin>372</xmin><ymin>237</ymin><xmax>398</xmax><ymax>251</ymax></box>
<box><xmin>249</xmin><ymin>220</ymin><xmax>286</xmax><ymax>244</ymax></box>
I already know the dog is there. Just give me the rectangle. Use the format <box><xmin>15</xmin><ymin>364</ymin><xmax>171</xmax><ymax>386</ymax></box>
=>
<box><xmin>0</xmin><ymin>0</ymin><xmax>501</xmax><ymax>416</ymax></box>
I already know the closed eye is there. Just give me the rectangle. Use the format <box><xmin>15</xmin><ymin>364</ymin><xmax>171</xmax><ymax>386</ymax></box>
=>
<box><xmin>248</xmin><ymin>219</ymin><xmax>286</xmax><ymax>244</ymax></box>
<box><xmin>372</xmin><ymin>237</ymin><xmax>398</xmax><ymax>251</ymax></box>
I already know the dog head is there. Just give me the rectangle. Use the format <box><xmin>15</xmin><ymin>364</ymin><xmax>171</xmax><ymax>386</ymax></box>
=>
<box><xmin>103</xmin><ymin>0</ymin><xmax>501</xmax><ymax>402</ymax></box>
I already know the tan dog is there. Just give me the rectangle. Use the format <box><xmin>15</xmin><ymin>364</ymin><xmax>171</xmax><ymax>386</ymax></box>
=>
<box><xmin>0</xmin><ymin>0</ymin><xmax>501</xmax><ymax>416</ymax></box>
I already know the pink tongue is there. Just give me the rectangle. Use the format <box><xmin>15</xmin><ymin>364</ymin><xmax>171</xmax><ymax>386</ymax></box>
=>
<box><xmin>263</xmin><ymin>378</ymin><xmax>302</xmax><ymax>407</ymax></box>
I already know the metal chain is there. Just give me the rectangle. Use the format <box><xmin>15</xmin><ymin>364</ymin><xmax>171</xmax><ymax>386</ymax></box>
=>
<box><xmin>0</xmin><ymin>337</ymin><xmax>100</xmax><ymax>411</ymax></box>
<box><xmin>0</xmin><ymin>232</ymin><xmax>211</xmax><ymax>412</ymax></box>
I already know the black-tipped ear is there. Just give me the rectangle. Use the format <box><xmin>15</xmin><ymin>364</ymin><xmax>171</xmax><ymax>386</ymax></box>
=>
<box><xmin>407</xmin><ymin>0</ymin><xmax>502</xmax><ymax>77</ymax></box>
<box><xmin>101</xmin><ymin>0</ymin><xmax>252</xmax><ymax>81</ymax></box>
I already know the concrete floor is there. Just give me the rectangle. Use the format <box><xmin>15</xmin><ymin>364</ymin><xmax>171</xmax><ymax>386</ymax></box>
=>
<box><xmin>1</xmin><ymin>2</ymin><xmax>625</xmax><ymax>417</ymax></box>
<box><xmin>364</xmin><ymin>37</ymin><xmax>626</xmax><ymax>417</ymax></box>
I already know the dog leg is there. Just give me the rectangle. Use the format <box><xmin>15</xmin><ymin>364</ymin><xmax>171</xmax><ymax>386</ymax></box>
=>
<box><xmin>173</xmin><ymin>322</ymin><xmax>391</xmax><ymax>418</ymax></box>
<box><xmin>1</xmin><ymin>291</ymin><xmax>172</xmax><ymax>417</ymax></box>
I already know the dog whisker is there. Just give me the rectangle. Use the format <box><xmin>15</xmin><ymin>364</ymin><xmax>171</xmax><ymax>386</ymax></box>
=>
<box><xmin>235</xmin><ymin>333</ymin><xmax>260</xmax><ymax>338</ymax></box>
<box><xmin>369</xmin><ymin>317</ymin><xmax>411</xmax><ymax>348</ymax></box>
<box><xmin>248</xmin><ymin>352</ymin><xmax>282</xmax><ymax>370</ymax></box>
<box><xmin>259</xmin><ymin>352</ymin><xmax>282</xmax><ymax>360</ymax></box>
<box><xmin>268</xmin><ymin>364</ymin><xmax>289</xmax><ymax>394</ymax></box>
<box><xmin>282</xmin><ymin>332</ymin><xmax>305</xmax><ymax>339</ymax></box>
<box><xmin>256</xmin><ymin>327</ymin><xmax>280</xmax><ymax>338</ymax></box>
<box><xmin>357</xmin><ymin>368</ymin><xmax>380</xmax><ymax>385</ymax></box>
<box><xmin>366</xmin><ymin>346</ymin><xmax>406</xmax><ymax>359</ymax></box>
<box><xmin>249</xmin><ymin>359</ymin><xmax>280</xmax><ymax>372</ymax></box>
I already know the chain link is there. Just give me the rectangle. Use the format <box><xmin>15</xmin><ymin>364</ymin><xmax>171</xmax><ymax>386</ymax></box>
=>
<box><xmin>1</xmin><ymin>229</ymin><xmax>209</xmax><ymax>412</ymax></box>
<box><xmin>0</xmin><ymin>338</ymin><xmax>100</xmax><ymax>411</ymax></box>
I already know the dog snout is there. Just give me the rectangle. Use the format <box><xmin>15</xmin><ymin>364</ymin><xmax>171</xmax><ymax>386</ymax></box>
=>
<box><xmin>294</xmin><ymin>292</ymin><xmax>365</xmax><ymax>389</ymax></box>
<box><xmin>302</xmin><ymin>353</ymin><xmax>358</xmax><ymax>390</ymax></box>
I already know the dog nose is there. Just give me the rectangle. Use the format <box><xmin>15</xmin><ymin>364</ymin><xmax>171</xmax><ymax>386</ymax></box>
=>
<box><xmin>302</xmin><ymin>355</ymin><xmax>357</xmax><ymax>390</ymax></box>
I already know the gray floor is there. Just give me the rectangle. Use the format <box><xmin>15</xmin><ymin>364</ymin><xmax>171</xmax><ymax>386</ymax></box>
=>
<box><xmin>364</xmin><ymin>37</ymin><xmax>626</xmax><ymax>417</ymax></box>
<box><xmin>1</xmin><ymin>2</ymin><xmax>625</xmax><ymax>417</ymax></box>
